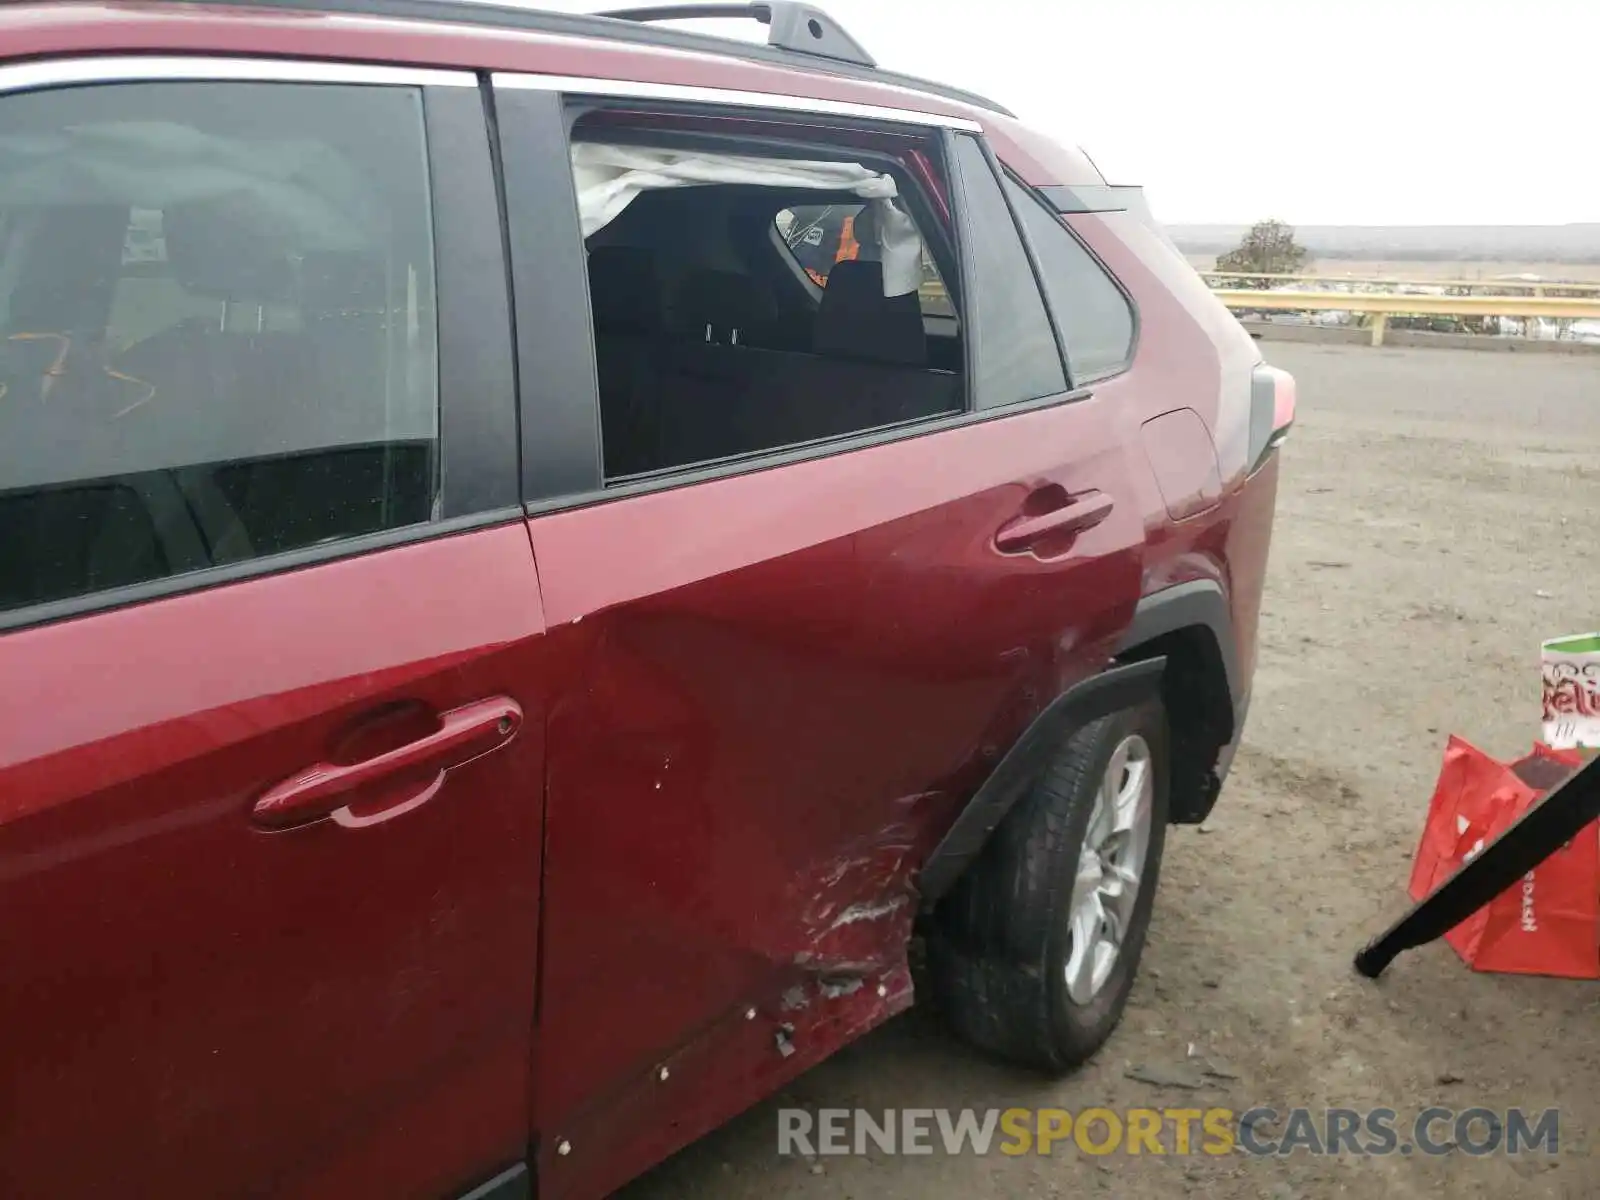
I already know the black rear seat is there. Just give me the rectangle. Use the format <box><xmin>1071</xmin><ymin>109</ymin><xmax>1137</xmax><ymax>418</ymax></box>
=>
<box><xmin>671</xmin><ymin>268</ymin><xmax>777</xmax><ymax>348</ymax></box>
<box><xmin>586</xmin><ymin>245</ymin><xmax>667</xmax><ymax>476</ymax></box>
<box><xmin>656</xmin><ymin>270</ymin><xmax>779</xmax><ymax>465</ymax></box>
<box><xmin>589</xmin><ymin>258</ymin><xmax>960</xmax><ymax>475</ymax></box>
<box><xmin>813</xmin><ymin>259</ymin><xmax>927</xmax><ymax>367</ymax></box>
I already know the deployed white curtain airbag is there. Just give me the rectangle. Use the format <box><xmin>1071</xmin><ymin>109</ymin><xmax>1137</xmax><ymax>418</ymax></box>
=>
<box><xmin>572</xmin><ymin>142</ymin><xmax>925</xmax><ymax>296</ymax></box>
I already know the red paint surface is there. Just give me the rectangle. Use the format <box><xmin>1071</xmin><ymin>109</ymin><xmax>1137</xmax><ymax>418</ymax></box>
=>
<box><xmin>527</xmin><ymin>391</ymin><xmax>1159</xmax><ymax>1197</ymax></box>
<box><xmin>0</xmin><ymin>523</ymin><xmax>550</xmax><ymax>1199</ymax></box>
<box><xmin>1141</xmin><ymin>407</ymin><xmax>1223</xmax><ymax>522</ymax></box>
<box><xmin>0</xmin><ymin>8</ymin><xmax>1279</xmax><ymax>1198</ymax></box>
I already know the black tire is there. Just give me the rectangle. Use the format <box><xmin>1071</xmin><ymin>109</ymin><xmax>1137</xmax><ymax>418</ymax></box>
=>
<box><xmin>927</xmin><ymin>699</ymin><xmax>1170</xmax><ymax>1073</ymax></box>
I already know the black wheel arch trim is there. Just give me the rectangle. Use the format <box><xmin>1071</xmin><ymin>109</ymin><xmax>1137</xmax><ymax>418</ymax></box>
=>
<box><xmin>1115</xmin><ymin>580</ymin><xmax>1246</xmax><ymax>825</ymax></box>
<box><xmin>917</xmin><ymin>657</ymin><xmax>1166</xmax><ymax>910</ymax></box>
<box><xmin>1115</xmin><ymin>579</ymin><xmax>1241</xmax><ymax>716</ymax></box>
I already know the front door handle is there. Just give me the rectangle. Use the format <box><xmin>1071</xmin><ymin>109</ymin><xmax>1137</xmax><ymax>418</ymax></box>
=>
<box><xmin>995</xmin><ymin>490</ymin><xmax>1114</xmax><ymax>554</ymax></box>
<box><xmin>252</xmin><ymin>696</ymin><xmax>523</xmax><ymax>830</ymax></box>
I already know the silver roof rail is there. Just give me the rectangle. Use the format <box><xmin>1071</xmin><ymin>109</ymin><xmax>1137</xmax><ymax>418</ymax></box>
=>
<box><xmin>119</xmin><ymin>0</ymin><xmax>1014</xmax><ymax>116</ymax></box>
<box><xmin>598</xmin><ymin>3</ymin><xmax>875</xmax><ymax>68</ymax></box>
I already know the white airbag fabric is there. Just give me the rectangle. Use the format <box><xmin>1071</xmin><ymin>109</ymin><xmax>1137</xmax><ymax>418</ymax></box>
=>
<box><xmin>571</xmin><ymin>143</ymin><xmax>924</xmax><ymax>296</ymax></box>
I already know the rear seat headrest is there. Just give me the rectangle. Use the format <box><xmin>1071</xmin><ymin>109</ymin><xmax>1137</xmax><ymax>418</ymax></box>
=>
<box><xmin>299</xmin><ymin>251</ymin><xmax>387</xmax><ymax>315</ymax></box>
<box><xmin>814</xmin><ymin>259</ymin><xmax>926</xmax><ymax>367</ymax></box>
<box><xmin>162</xmin><ymin>200</ymin><xmax>296</xmax><ymax>305</ymax></box>
<box><xmin>6</xmin><ymin>205</ymin><xmax>130</xmax><ymax>333</ymax></box>
<box><xmin>673</xmin><ymin>270</ymin><xmax>776</xmax><ymax>344</ymax></box>
<box><xmin>587</xmin><ymin>245</ymin><xmax>662</xmax><ymax>335</ymax></box>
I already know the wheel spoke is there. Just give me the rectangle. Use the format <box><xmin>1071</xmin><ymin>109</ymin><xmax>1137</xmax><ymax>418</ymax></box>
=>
<box><xmin>1070</xmin><ymin>845</ymin><xmax>1103</xmax><ymax>917</ymax></box>
<box><xmin>1113</xmin><ymin>757</ymin><xmax>1150</xmax><ymax>833</ymax></box>
<box><xmin>1064</xmin><ymin>886</ymin><xmax>1107</xmax><ymax>1003</ymax></box>
<box><xmin>1062</xmin><ymin>731</ymin><xmax>1157</xmax><ymax>1005</ymax></box>
<box><xmin>1084</xmin><ymin>784</ymin><xmax>1110</xmax><ymax>855</ymax></box>
<box><xmin>1101</xmin><ymin>739</ymin><xmax>1130</xmax><ymax>809</ymax></box>
<box><xmin>1102</xmin><ymin>855</ymin><xmax>1141</xmax><ymax>893</ymax></box>
<box><xmin>1101</xmin><ymin>898</ymin><xmax>1125</xmax><ymax>949</ymax></box>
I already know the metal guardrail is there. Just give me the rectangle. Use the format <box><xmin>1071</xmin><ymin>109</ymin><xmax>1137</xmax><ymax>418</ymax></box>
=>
<box><xmin>916</xmin><ymin>274</ymin><xmax>1600</xmax><ymax>346</ymax></box>
<box><xmin>1209</xmin><ymin>284</ymin><xmax>1600</xmax><ymax>346</ymax></box>
<box><xmin>1202</xmin><ymin>271</ymin><xmax>1600</xmax><ymax>296</ymax></box>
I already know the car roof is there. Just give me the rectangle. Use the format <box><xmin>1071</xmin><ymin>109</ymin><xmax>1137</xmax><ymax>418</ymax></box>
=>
<box><xmin>0</xmin><ymin>0</ymin><xmax>1107</xmax><ymax>188</ymax></box>
<box><xmin>261</xmin><ymin>0</ymin><xmax>1018</xmax><ymax>115</ymax></box>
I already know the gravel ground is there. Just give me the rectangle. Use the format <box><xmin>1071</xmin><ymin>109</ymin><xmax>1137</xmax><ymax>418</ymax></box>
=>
<box><xmin>622</xmin><ymin>343</ymin><xmax>1600</xmax><ymax>1200</ymax></box>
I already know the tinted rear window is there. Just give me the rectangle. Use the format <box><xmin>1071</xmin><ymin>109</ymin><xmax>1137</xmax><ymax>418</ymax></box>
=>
<box><xmin>0</xmin><ymin>80</ymin><xmax>440</xmax><ymax>614</ymax></box>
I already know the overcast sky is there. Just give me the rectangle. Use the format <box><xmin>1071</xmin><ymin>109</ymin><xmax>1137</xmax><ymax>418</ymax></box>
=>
<box><xmin>532</xmin><ymin>0</ymin><xmax>1597</xmax><ymax>226</ymax></box>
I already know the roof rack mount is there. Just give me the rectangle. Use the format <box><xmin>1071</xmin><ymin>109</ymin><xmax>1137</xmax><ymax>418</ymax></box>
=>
<box><xmin>598</xmin><ymin>3</ymin><xmax>875</xmax><ymax>68</ymax></box>
<box><xmin>151</xmin><ymin>0</ymin><xmax>1014</xmax><ymax>117</ymax></box>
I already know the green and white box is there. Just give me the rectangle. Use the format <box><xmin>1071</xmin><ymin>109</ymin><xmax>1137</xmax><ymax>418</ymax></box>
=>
<box><xmin>1542</xmin><ymin>632</ymin><xmax>1600</xmax><ymax>750</ymax></box>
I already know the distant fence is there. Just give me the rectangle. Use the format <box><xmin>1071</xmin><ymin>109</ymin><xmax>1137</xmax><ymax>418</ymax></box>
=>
<box><xmin>916</xmin><ymin>273</ymin><xmax>1600</xmax><ymax>346</ymax></box>
<box><xmin>1201</xmin><ymin>271</ymin><xmax>1600</xmax><ymax>297</ymax></box>
<box><xmin>1202</xmin><ymin>274</ymin><xmax>1600</xmax><ymax>346</ymax></box>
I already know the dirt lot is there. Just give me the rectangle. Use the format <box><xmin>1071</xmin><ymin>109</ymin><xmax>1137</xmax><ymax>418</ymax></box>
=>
<box><xmin>623</xmin><ymin>343</ymin><xmax>1600</xmax><ymax>1199</ymax></box>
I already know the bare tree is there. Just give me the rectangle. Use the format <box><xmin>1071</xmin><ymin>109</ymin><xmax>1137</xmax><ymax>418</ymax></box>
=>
<box><xmin>1216</xmin><ymin>219</ymin><xmax>1310</xmax><ymax>287</ymax></box>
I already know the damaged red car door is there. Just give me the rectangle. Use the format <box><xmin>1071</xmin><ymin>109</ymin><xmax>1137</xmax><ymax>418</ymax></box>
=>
<box><xmin>525</xmin><ymin>446</ymin><xmax>1104</xmax><ymax>1195</ymax></box>
<box><xmin>496</xmin><ymin>77</ymin><xmax>1142</xmax><ymax>1197</ymax></box>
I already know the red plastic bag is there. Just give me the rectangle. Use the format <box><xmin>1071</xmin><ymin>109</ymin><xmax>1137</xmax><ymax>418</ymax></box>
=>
<box><xmin>1408</xmin><ymin>736</ymin><xmax>1599</xmax><ymax>978</ymax></box>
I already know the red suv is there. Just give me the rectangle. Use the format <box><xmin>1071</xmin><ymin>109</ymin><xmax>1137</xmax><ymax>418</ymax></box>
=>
<box><xmin>0</xmin><ymin>3</ymin><xmax>1292</xmax><ymax>1197</ymax></box>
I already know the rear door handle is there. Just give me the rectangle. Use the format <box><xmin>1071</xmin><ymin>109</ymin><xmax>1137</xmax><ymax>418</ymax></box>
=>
<box><xmin>995</xmin><ymin>490</ymin><xmax>1114</xmax><ymax>554</ymax></box>
<box><xmin>252</xmin><ymin>696</ymin><xmax>523</xmax><ymax>830</ymax></box>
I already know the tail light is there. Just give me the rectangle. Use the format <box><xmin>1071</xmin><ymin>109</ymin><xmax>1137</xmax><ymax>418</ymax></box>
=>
<box><xmin>1249</xmin><ymin>363</ymin><xmax>1295</xmax><ymax>471</ymax></box>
